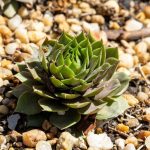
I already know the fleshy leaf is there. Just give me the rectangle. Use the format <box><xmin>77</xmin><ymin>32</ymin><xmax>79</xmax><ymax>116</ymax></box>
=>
<box><xmin>39</xmin><ymin>98</ymin><xmax>69</xmax><ymax>112</ymax></box>
<box><xmin>15</xmin><ymin>92</ymin><xmax>42</xmax><ymax>115</ymax></box>
<box><xmin>55</xmin><ymin>93</ymin><xmax>80</xmax><ymax>99</ymax></box>
<box><xmin>96</xmin><ymin>96</ymin><xmax>129</xmax><ymax>120</ymax></box>
<box><xmin>49</xmin><ymin>109</ymin><xmax>81</xmax><ymax>130</ymax></box>
<box><xmin>106</xmin><ymin>47</ymin><xmax>118</xmax><ymax>59</ymax></box>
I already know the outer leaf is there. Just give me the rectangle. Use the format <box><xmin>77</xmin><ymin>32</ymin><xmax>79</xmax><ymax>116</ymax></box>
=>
<box><xmin>39</xmin><ymin>98</ymin><xmax>69</xmax><ymax>112</ymax></box>
<box><xmin>96</xmin><ymin>96</ymin><xmax>129</xmax><ymax>120</ymax></box>
<box><xmin>15</xmin><ymin>92</ymin><xmax>42</xmax><ymax>115</ymax></box>
<box><xmin>106</xmin><ymin>47</ymin><xmax>118</xmax><ymax>59</ymax></box>
<box><xmin>49</xmin><ymin>109</ymin><xmax>81</xmax><ymax>130</ymax></box>
<box><xmin>15</xmin><ymin>71</ymin><xmax>32</xmax><ymax>82</ymax></box>
<box><xmin>55</xmin><ymin>93</ymin><xmax>80</xmax><ymax>99</ymax></box>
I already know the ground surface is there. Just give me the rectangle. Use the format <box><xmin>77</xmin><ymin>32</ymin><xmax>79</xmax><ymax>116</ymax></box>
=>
<box><xmin>0</xmin><ymin>0</ymin><xmax>150</xmax><ymax>150</ymax></box>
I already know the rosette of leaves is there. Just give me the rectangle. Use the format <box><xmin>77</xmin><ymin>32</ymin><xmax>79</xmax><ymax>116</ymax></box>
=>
<box><xmin>13</xmin><ymin>32</ymin><xmax>129</xmax><ymax>130</ymax></box>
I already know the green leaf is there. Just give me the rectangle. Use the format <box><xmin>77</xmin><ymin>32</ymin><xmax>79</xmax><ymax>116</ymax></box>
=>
<box><xmin>61</xmin><ymin>78</ymin><xmax>85</xmax><ymax>86</ymax></box>
<box><xmin>55</xmin><ymin>93</ymin><xmax>80</xmax><ymax>99</ymax></box>
<box><xmin>59</xmin><ymin>32</ymin><xmax>73</xmax><ymax>45</ymax></box>
<box><xmin>94</xmin><ymin>79</ymin><xmax>120</xmax><ymax>100</ymax></box>
<box><xmin>15</xmin><ymin>71</ymin><xmax>32</xmax><ymax>82</ymax></box>
<box><xmin>39</xmin><ymin>98</ymin><xmax>69</xmax><ymax>112</ymax></box>
<box><xmin>96</xmin><ymin>96</ymin><xmax>129</xmax><ymax>120</ymax></box>
<box><xmin>63</xmin><ymin>98</ymin><xmax>91</xmax><ymax>108</ymax></box>
<box><xmin>49</xmin><ymin>109</ymin><xmax>81</xmax><ymax>130</ymax></box>
<box><xmin>33</xmin><ymin>86</ymin><xmax>55</xmax><ymax>99</ymax></box>
<box><xmin>15</xmin><ymin>92</ymin><xmax>42</xmax><ymax>115</ymax></box>
<box><xmin>72</xmin><ymin>83</ymin><xmax>92</xmax><ymax>92</ymax></box>
<box><xmin>12</xmin><ymin>84</ymin><xmax>32</xmax><ymax>98</ymax></box>
<box><xmin>106</xmin><ymin>47</ymin><xmax>118</xmax><ymax>59</ymax></box>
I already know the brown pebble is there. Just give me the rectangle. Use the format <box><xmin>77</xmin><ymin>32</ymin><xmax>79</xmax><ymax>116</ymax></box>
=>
<box><xmin>138</xmin><ymin>130</ymin><xmax>150</xmax><ymax>139</ymax></box>
<box><xmin>46</xmin><ymin>132</ymin><xmax>55</xmax><ymax>140</ymax></box>
<box><xmin>50</xmin><ymin>127</ymin><xmax>58</xmax><ymax>135</ymax></box>
<box><xmin>125</xmin><ymin>136</ymin><xmax>138</xmax><ymax>147</ymax></box>
<box><xmin>116</xmin><ymin>124</ymin><xmax>129</xmax><ymax>133</ymax></box>
<box><xmin>42</xmin><ymin>120</ymin><xmax>52</xmax><ymax>131</ymax></box>
<box><xmin>9</xmin><ymin>130</ymin><xmax>22</xmax><ymax>142</ymax></box>
<box><xmin>142</xmin><ymin>114</ymin><xmax>150</xmax><ymax>122</ymax></box>
<box><xmin>22</xmin><ymin>129</ymin><xmax>47</xmax><ymax>147</ymax></box>
<box><xmin>126</xmin><ymin>118</ymin><xmax>139</xmax><ymax>128</ymax></box>
<box><xmin>144</xmin><ymin>5</ymin><xmax>150</xmax><ymax>18</ymax></box>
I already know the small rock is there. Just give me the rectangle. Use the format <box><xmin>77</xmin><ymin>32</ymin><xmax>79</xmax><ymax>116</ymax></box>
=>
<box><xmin>18</xmin><ymin>6</ymin><xmax>29</xmax><ymax>18</ymax></box>
<box><xmin>28</xmin><ymin>31</ymin><xmax>46</xmax><ymax>43</ymax></box>
<box><xmin>15</xmin><ymin>27</ymin><xmax>29</xmax><ymax>43</ymax></box>
<box><xmin>116</xmin><ymin>124</ymin><xmax>129</xmax><ymax>133</ymax></box>
<box><xmin>56</xmin><ymin>132</ymin><xmax>78</xmax><ymax>150</ymax></box>
<box><xmin>43</xmin><ymin>13</ymin><xmax>53</xmax><ymax>26</ymax></box>
<box><xmin>125</xmin><ymin>136</ymin><xmax>138</xmax><ymax>147</ymax></box>
<box><xmin>59</xmin><ymin>22</ymin><xmax>70</xmax><ymax>32</ymax></box>
<box><xmin>0</xmin><ymin>135</ymin><xmax>6</xmax><ymax>150</ymax></box>
<box><xmin>48</xmin><ymin>138</ymin><xmax>58</xmax><ymax>146</ymax></box>
<box><xmin>143</xmin><ymin>37</ymin><xmax>150</xmax><ymax>49</ymax></box>
<box><xmin>87</xmin><ymin>132</ymin><xmax>113</xmax><ymax>150</ymax></box>
<box><xmin>30</xmin><ymin>21</ymin><xmax>44</xmax><ymax>31</ymax></box>
<box><xmin>137</xmin><ymin>92</ymin><xmax>148</xmax><ymax>102</ymax></box>
<box><xmin>50</xmin><ymin>127</ymin><xmax>58</xmax><ymax>135</ymax></box>
<box><xmin>134</xmin><ymin>41</ymin><xmax>148</xmax><ymax>53</ymax></box>
<box><xmin>115</xmin><ymin>138</ymin><xmax>125</xmax><ymax>150</ymax></box>
<box><xmin>142</xmin><ymin>114</ymin><xmax>150</xmax><ymax>122</ymax></box>
<box><xmin>88</xmin><ymin>148</ymin><xmax>99</xmax><ymax>150</ymax></box>
<box><xmin>0</xmin><ymin>16</ymin><xmax>6</xmax><ymax>25</ymax></box>
<box><xmin>126</xmin><ymin>118</ymin><xmax>139</xmax><ymax>128</ymax></box>
<box><xmin>7</xmin><ymin>114</ymin><xmax>20</xmax><ymax>130</ymax></box>
<box><xmin>42</xmin><ymin>120</ymin><xmax>52</xmax><ymax>131</ymax></box>
<box><xmin>141</xmin><ymin>64</ymin><xmax>150</xmax><ymax>75</ymax></box>
<box><xmin>9</xmin><ymin>130</ymin><xmax>22</xmax><ymax>142</ymax></box>
<box><xmin>145</xmin><ymin>136</ymin><xmax>150</xmax><ymax>149</ymax></box>
<box><xmin>124</xmin><ymin>143</ymin><xmax>136</xmax><ymax>150</ymax></box>
<box><xmin>36</xmin><ymin>141</ymin><xmax>52</xmax><ymax>150</ymax></box>
<box><xmin>144</xmin><ymin>107</ymin><xmax>150</xmax><ymax>115</ymax></box>
<box><xmin>77</xmin><ymin>137</ymin><xmax>87</xmax><ymax>149</ymax></box>
<box><xmin>23</xmin><ymin>129</ymin><xmax>47</xmax><ymax>147</ymax></box>
<box><xmin>123</xmin><ymin>94</ymin><xmax>139</xmax><ymax>106</ymax></box>
<box><xmin>125</xmin><ymin>19</ymin><xmax>143</xmax><ymax>31</ymax></box>
<box><xmin>54</xmin><ymin>14</ymin><xmax>66</xmax><ymax>23</ymax></box>
<box><xmin>91</xmin><ymin>15</ymin><xmax>105</xmax><ymax>25</ymax></box>
<box><xmin>0</xmin><ymin>25</ymin><xmax>12</xmax><ymax>37</ymax></box>
<box><xmin>8</xmin><ymin>15</ymin><xmax>22</xmax><ymax>30</ymax></box>
<box><xmin>144</xmin><ymin>5</ymin><xmax>150</xmax><ymax>18</ymax></box>
<box><xmin>71</xmin><ymin>24</ymin><xmax>82</xmax><ymax>33</ymax></box>
<box><xmin>0</xmin><ymin>67</ymin><xmax>12</xmax><ymax>79</ymax></box>
<box><xmin>138</xmin><ymin>130</ymin><xmax>150</xmax><ymax>139</ymax></box>
<box><xmin>0</xmin><ymin>105</ymin><xmax>9</xmax><ymax>115</ymax></box>
<box><xmin>82</xmin><ymin>21</ymin><xmax>100</xmax><ymax>32</ymax></box>
<box><xmin>5</xmin><ymin>42</ymin><xmax>19</xmax><ymax>55</ymax></box>
<box><xmin>119</xmin><ymin>53</ymin><xmax>134</xmax><ymax>68</ymax></box>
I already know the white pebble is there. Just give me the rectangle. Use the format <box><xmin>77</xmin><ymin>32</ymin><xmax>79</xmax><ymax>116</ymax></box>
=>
<box><xmin>125</xmin><ymin>19</ymin><xmax>143</xmax><ymax>31</ymax></box>
<box><xmin>137</xmin><ymin>92</ymin><xmax>148</xmax><ymax>102</ymax></box>
<box><xmin>145</xmin><ymin>136</ymin><xmax>150</xmax><ymax>149</ymax></box>
<box><xmin>71</xmin><ymin>24</ymin><xmax>82</xmax><ymax>33</ymax></box>
<box><xmin>124</xmin><ymin>144</ymin><xmax>136</xmax><ymax>150</ymax></box>
<box><xmin>36</xmin><ymin>141</ymin><xmax>52</xmax><ymax>150</ymax></box>
<box><xmin>5</xmin><ymin>43</ymin><xmax>19</xmax><ymax>55</ymax></box>
<box><xmin>82</xmin><ymin>21</ymin><xmax>100</xmax><ymax>32</ymax></box>
<box><xmin>87</xmin><ymin>132</ymin><xmax>113</xmax><ymax>150</ymax></box>
<box><xmin>15</xmin><ymin>27</ymin><xmax>29</xmax><ymax>43</ymax></box>
<box><xmin>144</xmin><ymin>108</ymin><xmax>150</xmax><ymax>115</ymax></box>
<box><xmin>30</xmin><ymin>21</ymin><xmax>44</xmax><ymax>31</ymax></box>
<box><xmin>115</xmin><ymin>138</ymin><xmax>125</xmax><ymax>150</ymax></box>
<box><xmin>8</xmin><ymin>15</ymin><xmax>22</xmax><ymax>30</ymax></box>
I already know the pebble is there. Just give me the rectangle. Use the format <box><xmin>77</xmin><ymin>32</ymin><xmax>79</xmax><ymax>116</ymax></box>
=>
<box><xmin>28</xmin><ymin>31</ymin><xmax>46</xmax><ymax>43</ymax></box>
<box><xmin>144</xmin><ymin>5</ymin><xmax>150</xmax><ymax>18</ymax></box>
<box><xmin>71</xmin><ymin>24</ymin><xmax>82</xmax><ymax>33</ymax></box>
<box><xmin>123</xmin><ymin>94</ymin><xmax>139</xmax><ymax>106</ymax></box>
<box><xmin>30</xmin><ymin>21</ymin><xmax>44</xmax><ymax>31</ymax></box>
<box><xmin>143</xmin><ymin>37</ymin><xmax>150</xmax><ymax>49</ymax></box>
<box><xmin>105</xmin><ymin>0</ymin><xmax>119</xmax><ymax>14</ymax></box>
<box><xmin>124</xmin><ymin>143</ymin><xmax>136</xmax><ymax>150</ymax></box>
<box><xmin>5</xmin><ymin>42</ymin><xmax>19</xmax><ymax>55</ymax></box>
<box><xmin>138</xmin><ymin>130</ymin><xmax>150</xmax><ymax>139</ymax></box>
<box><xmin>119</xmin><ymin>53</ymin><xmax>134</xmax><ymax>68</ymax></box>
<box><xmin>116</xmin><ymin>124</ymin><xmax>129</xmax><ymax>133</ymax></box>
<box><xmin>115</xmin><ymin>138</ymin><xmax>125</xmax><ymax>150</ymax></box>
<box><xmin>0</xmin><ymin>25</ymin><xmax>12</xmax><ymax>37</ymax></box>
<box><xmin>91</xmin><ymin>15</ymin><xmax>105</xmax><ymax>25</ymax></box>
<box><xmin>54</xmin><ymin>14</ymin><xmax>66</xmax><ymax>23</ymax></box>
<box><xmin>144</xmin><ymin>107</ymin><xmax>150</xmax><ymax>115</ymax></box>
<box><xmin>18</xmin><ymin>6</ymin><xmax>29</xmax><ymax>18</ymax></box>
<box><xmin>134</xmin><ymin>41</ymin><xmax>148</xmax><ymax>53</ymax></box>
<box><xmin>87</xmin><ymin>132</ymin><xmax>113</xmax><ymax>150</ymax></box>
<box><xmin>56</xmin><ymin>132</ymin><xmax>78</xmax><ymax>150</ymax></box>
<box><xmin>125</xmin><ymin>136</ymin><xmax>138</xmax><ymax>147</ymax></box>
<box><xmin>8</xmin><ymin>15</ymin><xmax>22</xmax><ymax>30</ymax></box>
<box><xmin>126</xmin><ymin>118</ymin><xmax>139</xmax><ymax>128</ymax></box>
<box><xmin>0</xmin><ymin>135</ymin><xmax>6</xmax><ymax>150</ymax></box>
<box><xmin>9</xmin><ymin>130</ymin><xmax>22</xmax><ymax>142</ymax></box>
<box><xmin>59</xmin><ymin>22</ymin><xmax>70</xmax><ymax>32</ymax></box>
<box><xmin>137</xmin><ymin>92</ymin><xmax>148</xmax><ymax>102</ymax></box>
<box><xmin>145</xmin><ymin>136</ymin><xmax>150</xmax><ymax>149</ymax></box>
<box><xmin>36</xmin><ymin>141</ymin><xmax>52</xmax><ymax>150</ymax></box>
<box><xmin>124</xmin><ymin>19</ymin><xmax>143</xmax><ymax>31</ymax></box>
<box><xmin>141</xmin><ymin>64</ymin><xmax>150</xmax><ymax>75</ymax></box>
<box><xmin>23</xmin><ymin>129</ymin><xmax>47</xmax><ymax>147</ymax></box>
<box><xmin>42</xmin><ymin>120</ymin><xmax>52</xmax><ymax>131</ymax></box>
<box><xmin>43</xmin><ymin>13</ymin><xmax>53</xmax><ymax>26</ymax></box>
<box><xmin>142</xmin><ymin>114</ymin><xmax>150</xmax><ymax>122</ymax></box>
<box><xmin>0</xmin><ymin>16</ymin><xmax>6</xmax><ymax>25</ymax></box>
<box><xmin>0</xmin><ymin>105</ymin><xmax>9</xmax><ymax>115</ymax></box>
<box><xmin>15</xmin><ymin>27</ymin><xmax>29</xmax><ymax>43</ymax></box>
<box><xmin>0</xmin><ymin>67</ymin><xmax>12</xmax><ymax>79</ymax></box>
<box><xmin>82</xmin><ymin>21</ymin><xmax>100</xmax><ymax>32</ymax></box>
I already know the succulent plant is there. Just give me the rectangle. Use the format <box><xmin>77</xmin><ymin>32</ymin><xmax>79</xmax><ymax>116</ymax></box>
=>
<box><xmin>13</xmin><ymin>32</ymin><xmax>129</xmax><ymax>130</ymax></box>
